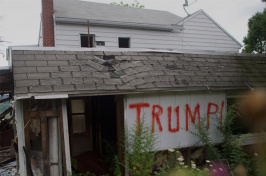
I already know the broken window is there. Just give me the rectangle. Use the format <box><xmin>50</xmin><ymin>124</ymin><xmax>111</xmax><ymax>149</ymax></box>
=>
<box><xmin>80</xmin><ymin>34</ymin><xmax>95</xmax><ymax>48</ymax></box>
<box><xmin>118</xmin><ymin>37</ymin><xmax>130</xmax><ymax>48</ymax></box>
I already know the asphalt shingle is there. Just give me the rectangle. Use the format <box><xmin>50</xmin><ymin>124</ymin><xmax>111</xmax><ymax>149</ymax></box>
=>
<box><xmin>12</xmin><ymin>50</ymin><xmax>266</xmax><ymax>97</ymax></box>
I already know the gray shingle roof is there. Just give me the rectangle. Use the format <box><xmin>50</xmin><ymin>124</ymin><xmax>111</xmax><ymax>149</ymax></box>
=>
<box><xmin>12</xmin><ymin>49</ymin><xmax>266</xmax><ymax>97</ymax></box>
<box><xmin>54</xmin><ymin>0</ymin><xmax>183</xmax><ymax>26</ymax></box>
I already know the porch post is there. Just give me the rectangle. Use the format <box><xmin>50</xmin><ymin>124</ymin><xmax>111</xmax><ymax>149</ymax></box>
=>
<box><xmin>61</xmin><ymin>99</ymin><xmax>72</xmax><ymax>175</ymax></box>
<box><xmin>15</xmin><ymin>100</ymin><xmax>27</xmax><ymax>176</ymax></box>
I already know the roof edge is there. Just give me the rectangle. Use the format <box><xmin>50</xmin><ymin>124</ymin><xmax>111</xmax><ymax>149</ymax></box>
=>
<box><xmin>177</xmin><ymin>9</ymin><xmax>243</xmax><ymax>47</ymax></box>
<box><xmin>10</xmin><ymin>47</ymin><xmax>266</xmax><ymax>57</ymax></box>
<box><xmin>14</xmin><ymin>86</ymin><xmax>253</xmax><ymax>100</ymax></box>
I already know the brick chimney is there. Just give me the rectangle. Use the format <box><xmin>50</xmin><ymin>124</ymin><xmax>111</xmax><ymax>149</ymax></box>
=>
<box><xmin>42</xmin><ymin>0</ymin><xmax>55</xmax><ymax>46</ymax></box>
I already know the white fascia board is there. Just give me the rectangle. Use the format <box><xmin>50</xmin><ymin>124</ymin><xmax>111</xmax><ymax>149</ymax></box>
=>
<box><xmin>54</xmin><ymin>17</ymin><xmax>184</xmax><ymax>32</ymax></box>
<box><xmin>14</xmin><ymin>95</ymin><xmax>31</xmax><ymax>101</ymax></box>
<box><xmin>177</xmin><ymin>9</ymin><xmax>203</xmax><ymax>25</ymax></box>
<box><xmin>34</xmin><ymin>94</ymin><xmax>68</xmax><ymax>99</ymax></box>
<box><xmin>14</xmin><ymin>94</ymin><xmax>68</xmax><ymax>100</ymax></box>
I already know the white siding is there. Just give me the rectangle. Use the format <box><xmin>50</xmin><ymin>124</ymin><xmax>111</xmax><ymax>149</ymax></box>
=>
<box><xmin>125</xmin><ymin>91</ymin><xmax>226</xmax><ymax>150</ymax></box>
<box><xmin>55</xmin><ymin>23</ymin><xmax>184</xmax><ymax>50</ymax></box>
<box><xmin>181</xmin><ymin>12</ymin><xmax>241</xmax><ymax>53</ymax></box>
<box><xmin>55</xmin><ymin>12</ymin><xmax>241</xmax><ymax>53</ymax></box>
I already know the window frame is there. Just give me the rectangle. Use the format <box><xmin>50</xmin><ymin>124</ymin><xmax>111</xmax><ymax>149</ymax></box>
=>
<box><xmin>80</xmin><ymin>34</ymin><xmax>95</xmax><ymax>48</ymax></box>
<box><xmin>69</xmin><ymin>98</ymin><xmax>89</xmax><ymax>135</ymax></box>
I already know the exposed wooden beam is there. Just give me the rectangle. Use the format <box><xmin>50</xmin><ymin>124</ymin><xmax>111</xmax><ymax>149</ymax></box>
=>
<box><xmin>0</xmin><ymin>84</ymin><xmax>12</xmax><ymax>93</ymax></box>
<box><xmin>0</xmin><ymin>75</ymin><xmax>12</xmax><ymax>84</ymax></box>
<box><xmin>61</xmin><ymin>99</ymin><xmax>72</xmax><ymax>175</ymax></box>
<box><xmin>23</xmin><ymin>101</ymin><xmax>31</xmax><ymax>154</ymax></box>
<box><xmin>0</xmin><ymin>115</ymin><xmax>14</xmax><ymax>131</ymax></box>
<box><xmin>28</xmin><ymin>110</ymin><xmax>58</xmax><ymax>118</ymax></box>
<box><xmin>41</xmin><ymin>116</ymin><xmax>50</xmax><ymax>176</ymax></box>
<box><xmin>58</xmin><ymin>100</ymin><xmax>67</xmax><ymax>176</ymax></box>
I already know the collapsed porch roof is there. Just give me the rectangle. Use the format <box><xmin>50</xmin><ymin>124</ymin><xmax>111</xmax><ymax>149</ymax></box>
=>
<box><xmin>0</xmin><ymin>66</ymin><xmax>13</xmax><ymax>95</ymax></box>
<box><xmin>10</xmin><ymin>48</ymin><xmax>266</xmax><ymax>99</ymax></box>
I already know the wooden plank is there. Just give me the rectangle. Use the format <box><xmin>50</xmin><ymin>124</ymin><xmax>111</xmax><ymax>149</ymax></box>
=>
<box><xmin>0</xmin><ymin>96</ymin><xmax>11</xmax><ymax>103</ymax></box>
<box><xmin>58</xmin><ymin>100</ymin><xmax>67</xmax><ymax>176</ymax></box>
<box><xmin>115</xmin><ymin>95</ymin><xmax>125</xmax><ymax>174</ymax></box>
<box><xmin>0</xmin><ymin>75</ymin><xmax>12</xmax><ymax>84</ymax></box>
<box><xmin>23</xmin><ymin>101</ymin><xmax>31</xmax><ymax>151</ymax></box>
<box><xmin>28</xmin><ymin>110</ymin><xmax>59</xmax><ymax>118</ymax></box>
<box><xmin>41</xmin><ymin>116</ymin><xmax>50</xmax><ymax>176</ymax></box>
<box><xmin>61</xmin><ymin>99</ymin><xmax>72</xmax><ymax>175</ymax></box>
<box><xmin>88</xmin><ymin>98</ymin><xmax>93</xmax><ymax>151</ymax></box>
<box><xmin>0</xmin><ymin>115</ymin><xmax>14</xmax><ymax>131</ymax></box>
<box><xmin>97</xmin><ymin>97</ymin><xmax>102</xmax><ymax>155</ymax></box>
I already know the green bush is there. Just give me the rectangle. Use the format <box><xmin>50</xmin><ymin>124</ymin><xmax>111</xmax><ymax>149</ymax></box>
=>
<box><xmin>123</xmin><ymin>120</ymin><xmax>158</xmax><ymax>176</ymax></box>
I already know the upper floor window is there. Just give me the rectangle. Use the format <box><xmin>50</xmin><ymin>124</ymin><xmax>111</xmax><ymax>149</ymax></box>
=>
<box><xmin>119</xmin><ymin>37</ymin><xmax>130</xmax><ymax>48</ymax></box>
<box><xmin>80</xmin><ymin>34</ymin><xmax>95</xmax><ymax>48</ymax></box>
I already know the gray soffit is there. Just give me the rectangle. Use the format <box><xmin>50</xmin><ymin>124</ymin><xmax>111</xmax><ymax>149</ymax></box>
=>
<box><xmin>54</xmin><ymin>0</ymin><xmax>183</xmax><ymax>28</ymax></box>
<box><xmin>11</xmin><ymin>49</ymin><xmax>266</xmax><ymax>98</ymax></box>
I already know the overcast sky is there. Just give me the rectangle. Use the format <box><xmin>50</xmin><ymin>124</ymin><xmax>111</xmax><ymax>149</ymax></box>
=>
<box><xmin>0</xmin><ymin>0</ymin><xmax>265</xmax><ymax>66</ymax></box>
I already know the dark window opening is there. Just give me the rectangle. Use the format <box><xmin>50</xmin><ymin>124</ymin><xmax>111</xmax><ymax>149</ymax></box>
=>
<box><xmin>118</xmin><ymin>37</ymin><xmax>130</xmax><ymax>48</ymax></box>
<box><xmin>81</xmin><ymin>34</ymin><xmax>95</xmax><ymax>48</ymax></box>
<box><xmin>96</xmin><ymin>41</ymin><xmax>105</xmax><ymax>46</ymax></box>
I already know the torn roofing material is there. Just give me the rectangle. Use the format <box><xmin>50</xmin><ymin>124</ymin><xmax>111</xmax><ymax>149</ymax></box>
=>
<box><xmin>54</xmin><ymin>0</ymin><xmax>183</xmax><ymax>26</ymax></box>
<box><xmin>11</xmin><ymin>49</ymin><xmax>266</xmax><ymax>98</ymax></box>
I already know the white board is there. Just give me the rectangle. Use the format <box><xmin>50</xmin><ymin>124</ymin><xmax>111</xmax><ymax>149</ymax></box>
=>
<box><xmin>125</xmin><ymin>91</ymin><xmax>226</xmax><ymax>150</ymax></box>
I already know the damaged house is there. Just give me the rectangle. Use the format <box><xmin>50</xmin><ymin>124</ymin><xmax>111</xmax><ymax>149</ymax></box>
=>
<box><xmin>10</xmin><ymin>48</ymin><xmax>266</xmax><ymax>175</ymax></box>
<box><xmin>4</xmin><ymin>0</ymin><xmax>266</xmax><ymax>175</ymax></box>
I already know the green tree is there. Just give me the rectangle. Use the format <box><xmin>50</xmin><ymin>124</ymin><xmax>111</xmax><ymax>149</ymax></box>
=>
<box><xmin>111</xmin><ymin>0</ymin><xmax>144</xmax><ymax>8</ymax></box>
<box><xmin>242</xmin><ymin>9</ymin><xmax>266</xmax><ymax>54</ymax></box>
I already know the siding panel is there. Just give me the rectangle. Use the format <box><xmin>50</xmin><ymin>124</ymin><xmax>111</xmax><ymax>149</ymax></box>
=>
<box><xmin>55</xmin><ymin>12</ymin><xmax>241</xmax><ymax>53</ymax></box>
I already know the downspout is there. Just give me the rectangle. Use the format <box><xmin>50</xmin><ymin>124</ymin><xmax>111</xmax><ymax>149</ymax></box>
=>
<box><xmin>87</xmin><ymin>20</ymin><xmax>90</xmax><ymax>48</ymax></box>
<box><xmin>38</xmin><ymin>14</ymin><xmax>42</xmax><ymax>47</ymax></box>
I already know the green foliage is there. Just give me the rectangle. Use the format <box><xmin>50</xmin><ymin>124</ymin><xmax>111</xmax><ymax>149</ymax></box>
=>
<box><xmin>167</xmin><ymin>166</ymin><xmax>208</xmax><ymax>176</ymax></box>
<box><xmin>165</xmin><ymin>149</ymin><xmax>209</xmax><ymax>176</ymax></box>
<box><xmin>110</xmin><ymin>0</ymin><xmax>144</xmax><ymax>8</ymax></box>
<box><xmin>123</xmin><ymin>120</ymin><xmax>157</xmax><ymax>176</ymax></box>
<box><xmin>192</xmin><ymin>105</ymin><xmax>256</xmax><ymax>175</ymax></box>
<box><xmin>190</xmin><ymin>117</ymin><xmax>221</xmax><ymax>161</ymax></box>
<box><xmin>242</xmin><ymin>8</ymin><xmax>266</xmax><ymax>53</ymax></box>
<box><xmin>71</xmin><ymin>159</ymin><xmax>109</xmax><ymax>176</ymax></box>
<box><xmin>112</xmin><ymin>156</ymin><xmax>122</xmax><ymax>176</ymax></box>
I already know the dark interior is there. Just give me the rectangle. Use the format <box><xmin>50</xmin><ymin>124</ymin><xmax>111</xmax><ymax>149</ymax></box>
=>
<box><xmin>118</xmin><ymin>38</ymin><xmax>130</xmax><ymax>48</ymax></box>
<box><xmin>68</xmin><ymin>95</ymin><xmax>117</xmax><ymax>175</ymax></box>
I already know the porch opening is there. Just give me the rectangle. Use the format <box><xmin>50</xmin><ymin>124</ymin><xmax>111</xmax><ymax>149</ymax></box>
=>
<box><xmin>67</xmin><ymin>95</ymin><xmax>124</xmax><ymax>175</ymax></box>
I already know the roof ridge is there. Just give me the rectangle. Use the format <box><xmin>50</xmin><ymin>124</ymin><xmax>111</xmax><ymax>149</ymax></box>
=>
<box><xmin>55</xmin><ymin>0</ymin><xmax>182</xmax><ymax>17</ymax></box>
